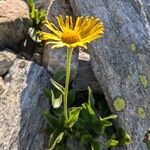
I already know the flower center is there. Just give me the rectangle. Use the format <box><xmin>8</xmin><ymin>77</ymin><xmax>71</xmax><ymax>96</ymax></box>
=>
<box><xmin>61</xmin><ymin>30</ymin><xmax>81</xmax><ymax>44</ymax></box>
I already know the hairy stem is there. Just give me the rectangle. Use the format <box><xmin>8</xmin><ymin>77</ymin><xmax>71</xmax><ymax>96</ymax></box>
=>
<box><xmin>64</xmin><ymin>47</ymin><xmax>73</xmax><ymax>120</ymax></box>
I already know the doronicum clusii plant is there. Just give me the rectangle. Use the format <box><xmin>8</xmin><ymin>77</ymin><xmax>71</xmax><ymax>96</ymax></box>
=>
<box><xmin>40</xmin><ymin>15</ymin><xmax>122</xmax><ymax>149</ymax></box>
<box><xmin>27</xmin><ymin>0</ymin><xmax>46</xmax><ymax>42</ymax></box>
<box><xmin>40</xmin><ymin>15</ymin><xmax>105</xmax><ymax>121</ymax></box>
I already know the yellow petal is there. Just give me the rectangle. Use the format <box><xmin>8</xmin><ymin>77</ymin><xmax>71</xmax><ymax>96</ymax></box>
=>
<box><xmin>39</xmin><ymin>32</ymin><xmax>61</xmax><ymax>41</ymax></box>
<box><xmin>65</xmin><ymin>16</ymin><xmax>69</xmax><ymax>29</ymax></box>
<box><xmin>51</xmin><ymin>43</ymin><xmax>65</xmax><ymax>49</ymax></box>
<box><xmin>69</xmin><ymin>16</ymin><xmax>73</xmax><ymax>29</ymax></box>
<box><xmin>56</xmin><ymin>15</ymin><xmax>66</xmax><ymax>32</ymax></box>
<box><xmin>44</xmin><ymin>20</ymin><xmax>62</xmax><ymax>36</ymax></box>
<box><xmin>74</xmin><ymin>16</ymin><xmax>83</xmax><ymax>31</ymax></box>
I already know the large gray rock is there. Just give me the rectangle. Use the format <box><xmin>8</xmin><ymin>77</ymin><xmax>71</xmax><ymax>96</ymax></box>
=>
<box><xmin>0</xmin><ymin>49</ymin><xmax>17</xmax><ymax>76</ymax></box>
<box><xmin>0</xmin><ymin>58</ymin><xmax>50</xmax><ymax>150</ymax></box>
<box><xmin>0</xmin><ymin>0</ymin><xmax>29</xmax><ymax>49</ymax></box>
<box><xmin>69</xmin><ymin>0</ymin><xmax>150</xmax><ymax>150</ymax></box>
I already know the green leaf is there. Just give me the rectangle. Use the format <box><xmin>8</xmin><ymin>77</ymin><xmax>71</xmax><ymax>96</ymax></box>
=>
<box><xmin>51</xmin><ymin>90</ymin><xmax>62</xmax><ymax>108</ymax></box>
<box><xmin>65</xmin><ymin>107</ymin><xmax>82</xmax><ymax>128</ymax></box>
<box><xmin>82</xmin><ymin>103</ymin><xmax>95</xmax><ymax>115</ymax></box>
<box><xmin>88</xmin><ymin>86</ymin><xmax>95</xmax><ymax>106</ymax></box>
<box><xmin>99</xmin><ymin>115</ymin><xmax>118</xmax><ymax>130</ymax></box>
<box><xmin>49</xmin><ymin>129</ymin><xmax>64</xmax><ymax>150</ymax></box>
<box><xmin>117</xmin><ymin>128</ymin><xmax>132</xmax><ymax>145</ymax></box>
<box><xmin>50</xmin><ymin>79</ymin><xmax>64</xmax><ymax>94</ymax></box>
<box><xmin>106</xmin><ymin>139</ymin><xmax>118</xmax><ymax>148</ymax></box>
<box><xmin>99</xmin><ymin>115</ymin><xmax>118</xmax><ymax>121</ymax></box>
<box><xmin>53</xmin><ymin>68</ymin><xmax>66</xmax><ymax>83</ymax></box>
<box><xmin>43</xmin><ymin>109</ymin><xmax>60</xmax><ymax>129</ymax></box>
<box><xmin>91</xmin><ymin>141</ymin><xmax>100</xmax><ymax>150</ymax></box>
<box><xmin>35</xmin><ymin>9</ymin><xmax>39</xmax><ymax>25</ymax></box>
<box><xmin>39</xmin><ymin>10</ymin><xmax>46</xmax><ymax>20</ymax></box>
<box><xmin>80</xmin><ymin>134</ymin><xmax>93</xmax><ymax>145</ymax></box>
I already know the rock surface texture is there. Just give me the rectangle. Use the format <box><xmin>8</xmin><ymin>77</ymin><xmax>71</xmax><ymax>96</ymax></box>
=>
<box><xmin>68</xmin><ymin>0</ymin><xmax>150</xmax><ymax>149</ymax></box>
<box><xmin>0</xmin><ymin>0</ymin><xmax>29</xmax><ymax>49</ymax></box>
<box><xmin>0</xmin><ymin>49</ymin><xmax>17</xmax><ymax>76</ymax></box>
<box><xmin>34</xmin><ymin>0</ymin><xmax>51</xmax><ymax>10</ymax></box>
<box><xmin>72</xmin><ymin>51</ymin><xmax>102</xmax><ymax>93</ymax></box>
<box><xmin>0</xmin><ymin>56</ymin><xmax>50</xmax><ymax>150</ymax></box>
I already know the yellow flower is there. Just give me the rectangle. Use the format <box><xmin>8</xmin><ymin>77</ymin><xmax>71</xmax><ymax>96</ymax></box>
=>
<box><xmin>39</xmin><ymin>15</ymin><xmax>104</xmax><ymax>49</ymax></box>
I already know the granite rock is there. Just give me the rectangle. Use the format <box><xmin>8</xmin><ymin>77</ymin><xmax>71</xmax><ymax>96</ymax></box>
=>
<box><xmin>0</xmin><ymin>58</ymin><xmax>50</xmax><ymax>150</ymax></box>
<box><xmin>69</xmin><ymin>0</ymin><xmax>150</xmax><ymax>149</ymax></box>
<box><xmin>0</xmin><ymin>0</ymin><xmax>29</xmax><ymax>49</ymax></box>
<box><xmin>0</xmin><ymin>49</ymin><xmax>17</xmax><ymax>76</ymax></box>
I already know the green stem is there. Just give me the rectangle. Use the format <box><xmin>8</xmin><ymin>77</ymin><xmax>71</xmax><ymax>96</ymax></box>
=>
<box><xmin>64</xmin><ymin>47</ymin><xmax>73</xmax><ymax>120</ymax></box>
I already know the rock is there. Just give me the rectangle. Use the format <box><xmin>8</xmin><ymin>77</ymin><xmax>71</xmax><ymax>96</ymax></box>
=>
<box><xmin>0</xmin><ymin>77</ymin><xmax>4</xmax><ymax>94</ymax></box>
<box><xmin>42</xmin><ymin>46</ymin><xmax>78</xmax><ymax>80</ymax></box>
<box><xmin>0</xmin><ymin>0</ymin><xmax>29</xmax><ymax>49</ymax></box>
<box><xmin>0</xmin><ymin>58</ymin><xmax>50</xmax><ymax>150</ymax></box>
<box><xmin>34</xmin><ymin>0</ymin><xmax>52</xmax><ymax>10</ymax></box>
<box><xmin>72</xmin><ymin>51</ymin><xmax>102</xmax><ymax>93</ymax></box>
<box><xmin>137</xmin><ymin>142</ymin><xmax>148</xmax><ymax>150</ymax></box>
<box><xmin>69</xmin><ymin>0</ymin><xmax>150</xmax><ymax>149</ymax></box>
<box><xmin>43</xmin><ymin>0</ymin><xmax>78</xmax><ymax>80</ymax></box>
<box><xmin>32</xmin><ymin>52</ymin><xmax>42</xmax><ymax>65</ymax></box>
<box><xmin>0</xmin><ymin>49</ymin><xmax>17</xmax><ymax>76</ymax></box>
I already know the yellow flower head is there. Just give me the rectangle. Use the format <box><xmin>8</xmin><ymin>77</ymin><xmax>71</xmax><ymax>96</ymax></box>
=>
<box><xmin>39</xmin><ymin>15</ymin><xmax>105</xmax><ymax>49</ymax></box>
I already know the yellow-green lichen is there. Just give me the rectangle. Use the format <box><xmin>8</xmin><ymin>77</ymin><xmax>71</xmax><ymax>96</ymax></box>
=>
<box><xmin>113</xmin><ymin>97</ymin><xmax>126</xmax><ymax>111</ymax></box>
<box><xmin>129</xmin><ymin>42</ymin><xmax>137</xmax><ymax>53</ymax></box>
<box><xmin>127</xmin><ymin>75</ymin><xmax>132</xmax><ymax>81</ymax></box>
<box><xmin>139</xmin><ymin>74</ymin><xmax>148</xmax><ymax>88</ymax></box>
<box><xmin>137</xmin><ymin>107</ymin><xmax>146</xmax><ymax>119</ymax></box>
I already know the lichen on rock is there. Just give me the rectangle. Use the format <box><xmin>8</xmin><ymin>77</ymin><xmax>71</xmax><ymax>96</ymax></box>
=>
<box><xmin>129</xmin><ymin>42</ymin><xmax>137</xmax><ymax>53</ymax></box>
<box><xmin>139</xmin><ymin>74</ymin><xmax>148</xmax><ymax>89</ymax></box>
<box><xmin>137</xmin><ymin>107</ymin><xmax>146</xmax><ymax>119</ymax></box>
<box><xmin>113</xmin><ymin>97</ymin><xmax>126</xmax><ymax>112</ymax></box>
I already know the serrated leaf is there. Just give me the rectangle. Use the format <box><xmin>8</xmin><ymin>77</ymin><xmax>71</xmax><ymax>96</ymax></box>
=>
<box><xmin>65</xmin><ymin>107</ymin><xmax>82</xmax><ymax>128</ymax></box>
<box><xmin>49</xmin><ymin>129</ymin><xmax>64</xmax><ymax>150</ymax></box>
<box><xmin>51</xmin><ymin>90</ymin><xmax>62</xmax><ymax>108</ymax></box>
<box><xmin>50</xmin><ymin>79</ymin><xmax>64</xmax><ymax>94</ymax></box>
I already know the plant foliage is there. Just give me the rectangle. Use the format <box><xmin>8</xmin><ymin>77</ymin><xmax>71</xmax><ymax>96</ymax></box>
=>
<box><xmin>43</xmin><ymin>70</ymin><xmax>127</xmax><ymax>150</ymax></box>
<box><xmin>27</xmin><ymin>0</ymin><xmax>46</xmax><ymax>42</ymax></box>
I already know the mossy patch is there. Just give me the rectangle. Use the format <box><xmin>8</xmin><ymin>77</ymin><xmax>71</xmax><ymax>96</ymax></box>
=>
<box><xmin>129</xmin><ymin>42</ymin><xmax>137</xmax><ymax>53</ymax></box>
<box><xmin>113</xmin><ymin>97</ymin><xmax>126</xmax><ymax>111</ymax></box>
<box><xmin>137</xmin><ymin>107</ymin><xmax>146</xmax><ymax>119</ymax></box>
<box><xmin>139</xmin><ymin>74</ymin><xmax>148</xmax><ymax>88</ymax></box>
<box><xmin>127</xmin><ymin>75</ymin><xmax>132</xmax><ymax>81</ymax></box>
